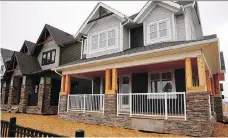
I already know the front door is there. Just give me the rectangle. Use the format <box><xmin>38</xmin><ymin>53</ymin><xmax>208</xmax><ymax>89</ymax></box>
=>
<box><xmin>119</xmin><ymin>75</ymin><xmax>131</xmax><ymax>108</ymax></box>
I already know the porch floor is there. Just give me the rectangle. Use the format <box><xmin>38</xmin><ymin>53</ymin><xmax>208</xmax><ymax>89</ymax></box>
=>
<box><xmin>1</xmin><ymin>112</ymin><xmax>182</xmax><ymax>137</ymax></box>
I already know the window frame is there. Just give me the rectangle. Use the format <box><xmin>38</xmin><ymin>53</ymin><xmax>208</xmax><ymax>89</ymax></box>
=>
<box><xmin>89</xmin><ymin>27</ymin><xmax>118</xmax><ymax>54</ymax></box>
<box><xmin>148</xmin><ymin>69</ymin><xmax>176</xmax><ymax>99</ymax></box>
<box><xmin>41</xmin><ymin>49</ymin><xmax>56</xmax><ymax>65</ymax></box>
<box><xmin>145</xmin><ymin>18</ymin><xmax>172</xmax><ymax>45</ymax></box>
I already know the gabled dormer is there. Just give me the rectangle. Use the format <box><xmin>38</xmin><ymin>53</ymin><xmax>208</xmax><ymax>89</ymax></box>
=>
<box><xmin>20</xmin><ymin>40</ymin><xmax>35</xmax><ymax>55</ymax></box>
<box><xmin>75</xmin><ymin>2</ymin><xmax>132</xmax><ymax>58</ymax></box>
<box><xmin>32</xmin><ymin>24</ymin><xmax>74</xmax><ymax>70</ymax></box>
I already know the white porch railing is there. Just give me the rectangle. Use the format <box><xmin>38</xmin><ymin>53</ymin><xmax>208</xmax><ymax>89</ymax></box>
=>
<box><xmin>117</xmin><ymin>92</ymin><xmax>186</xmax><ymax>120</ymax></box>
<box><xmin>67</xmin><ymin>94</ymin><xmax>104</xmax><ymax>113</ymax></box>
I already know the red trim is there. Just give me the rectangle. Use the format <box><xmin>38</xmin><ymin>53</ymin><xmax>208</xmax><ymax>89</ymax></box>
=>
<box><xmin>36</xmin><ymin>38</ymin><xmax>53</xmax><ymax>46</ymax></box>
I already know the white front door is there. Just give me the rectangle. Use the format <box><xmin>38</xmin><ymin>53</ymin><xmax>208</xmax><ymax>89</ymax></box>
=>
<box><xmin>119</xmin><ymin>75</ymin><xmax>131</xmax><ymax>108</ymax></box>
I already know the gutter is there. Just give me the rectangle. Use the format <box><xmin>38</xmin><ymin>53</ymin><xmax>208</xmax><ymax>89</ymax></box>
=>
<box><xmin>54</xmin><ymin>69</ymin><xmax>62</xmax><ymax>76</ymax></box>
<box><xmin>53</xmin><ymin>38</ymin><xmax>218</xmax><ymax>71</ymax></box>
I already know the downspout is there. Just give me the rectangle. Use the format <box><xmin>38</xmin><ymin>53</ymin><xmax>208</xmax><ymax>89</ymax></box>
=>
<box><xmin>54</xmin><ymin>69</ymin><xmax>62</xmax><ymax>76</ymax></box>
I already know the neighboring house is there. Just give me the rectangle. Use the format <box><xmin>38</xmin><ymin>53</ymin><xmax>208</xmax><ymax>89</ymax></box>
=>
<box><xmin>55</xmin><ymin>1</ymin><xmax>226</xmax><ymax>137</ymax></box>
<box><xmin>0</xmin><ymin>48</ymin><xmax>14</xmax><ymax>108</ymax></box>
<box><xmin>1</xmin><ymin>24</ymin><xmax>81</xmax><ymax>114</ymax></box>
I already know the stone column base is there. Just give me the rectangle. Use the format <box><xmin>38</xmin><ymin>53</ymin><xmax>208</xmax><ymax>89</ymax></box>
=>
<box><xmin>213</xmin><ymin>96</ymin><xmax>223</xmax><ymax>122</ymax></box>
<box><xmin>59</xmin><ymin>95</ymin><xmax>68</xmax><ymax>114</ymax></box>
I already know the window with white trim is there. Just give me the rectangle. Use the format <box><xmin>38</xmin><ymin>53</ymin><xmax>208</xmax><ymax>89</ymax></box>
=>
<box><xmin>148</xmin><ymin>71</ymin><xmax>176</xmax><ymax>99</ymax></box>
<box><xmin>146</xmin><ymin>19</ymin><xmax>171</xmax><ymax>44</ymax></box>
<box><xmin>149</xmin><ymin>71</ymin><xmax>175</xmax><ymax>93</ymax></box>
<box><xmin>90</xmin><ymin>28</ymin><xmax>117</xmax><ymax>51</ymax></box>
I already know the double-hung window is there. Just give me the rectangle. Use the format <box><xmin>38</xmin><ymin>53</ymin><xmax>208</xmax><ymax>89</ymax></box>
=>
<box><xmin>147</xmin><ymin>19</ymin><xmax>171</xmax><ymax>44</ymax></box>
<box><xmin>90</xmin><ymin>28</ymin><xmax>117</xmax><ymax>52</ymax></box>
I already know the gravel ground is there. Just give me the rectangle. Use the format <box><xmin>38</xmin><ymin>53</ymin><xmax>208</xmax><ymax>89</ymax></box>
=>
<box><xmin>213</xmin><ymin>122</ymin><xmax>228</xmax><ymax>137</ymax></box>
<box><xmin>1</xmin><ymin>112</ymin><xmax>182</xmax><ymax>137</ymax></box>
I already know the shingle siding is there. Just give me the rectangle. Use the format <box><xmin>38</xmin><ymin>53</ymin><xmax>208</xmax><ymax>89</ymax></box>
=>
<box><xmin>123</xmin><ymin>27</ymin><xmax>129</xmax><ymax>50</ymax></box>
<box><xmin>60</xmin><ymin>42</ymin><xmax>81</xmax><ymax>65</ymax></box>
<box><xmin>130</xmin><ymin>25</ymin><xmax>144</xmax><ymax>48</ymax></box>
<box><xmin>37</xmin><ymin>36</ymin><xmax>60</xmax><ymax>70</ymax></box>
<box><xmin>86</xmin><ymin>15</ymin><xmax>121</xmax><ymax>58</ymax></box>
<box><xmin>176</xmin><ymin>14</ymin><xmax>186</xmax><ymax>41</ymax></box>
<box><xmin>143</xmin><ymin>5</ymin><xmax>174</xmax><ymax>45</ymax></box>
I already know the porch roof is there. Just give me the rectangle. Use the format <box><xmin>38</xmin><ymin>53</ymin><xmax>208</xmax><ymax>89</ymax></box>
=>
<box><xmin>56</xmin><ymin>34</ymin><xmax>217</xmax><ymax>71</ymax></box>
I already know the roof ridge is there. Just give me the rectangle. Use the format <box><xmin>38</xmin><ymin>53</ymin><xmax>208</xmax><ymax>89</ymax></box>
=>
<box><xmin>45</xmin><ymin>24</ymin><xmax>73</xmax><ymax>36</ymax></box>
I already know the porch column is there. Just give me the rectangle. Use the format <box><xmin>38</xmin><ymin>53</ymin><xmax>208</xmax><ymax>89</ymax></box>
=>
<box><xmin>206</xmin><ymin>71</ymin><xmax>212</xmax><ymax>94</ymax></box>
<box><xmin>19</xmin><ymin>76</ymin><xmax>32</xmax><ymax>113</ymax></box>
<box><xmin>185</xmin><ymin>56</ymin><xmax>207</xmax><ymax>92</ymax></box>
<box><xmin>104</xmin><ymin>68</ymin><xmax>118</xmax><ymax>116</ymax></box>
<box><xmin>59</xmin><ymin>74</ymin><xmax>70</xmax><ymax>114</ymax></box>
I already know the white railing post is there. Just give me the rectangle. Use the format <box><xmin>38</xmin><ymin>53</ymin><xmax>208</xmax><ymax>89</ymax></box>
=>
<box><xmin>83</xmin><ymin>94</ymin><xmax>86</xmax><ymax>113</ymax></box>
<box><xmin>117</xmin><ymin>94</ymin><xmax>119</xmax><ymax>116</ymax></box>
<box><xmin>130</xmin><ymin>93</ymin><xmax>132</xmax><ymax>117</ymax></box>
<box><xmin>164</xmin><ymin>93</ymin><xmax>168</xmax><ymax>119</ymax></box>
<box><xmin>67</xmin><ymin>94</ymin><xmax>69</xmax><ymax>112</ymax></box>
<box><xmin>184</xmin><ymin>92</ymin><xmax>187</xmax><ymax>120</ymax></box>
<box><xmin>103</xmin><ymin>94</ymin><xmax>105</xmax><ymax>114</ymax></box>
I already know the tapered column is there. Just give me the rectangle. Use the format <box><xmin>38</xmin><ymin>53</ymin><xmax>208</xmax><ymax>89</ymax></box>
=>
<box><xmin>61</xmin><ymin>75</ymin><xmax>66</xmax><ymax>93</ymax></box>
<box><xmin>197</xmin><ymin>56</ymin><xmax>207</xmax><ymax>91</ymax></box>
<box><xmin>185</xmin><ymin>57</ymin><xmax>193</xmax><ymax>92</ymax></box>
<box><xmin>105</xmin><ymin>68</ymin><xmax>117</xmax><ymax>94</ymax></box>
<box><xmin>65</xmin><ymin>74</ymin><xmax>71</xmax><ymax>95</ymax></box>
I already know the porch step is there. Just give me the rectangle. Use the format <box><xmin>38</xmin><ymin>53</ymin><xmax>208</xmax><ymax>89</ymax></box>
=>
<box><xmin>7</xmin><ymin>106</ymin><xmax>19</xmax><ymax>113</ymax></box>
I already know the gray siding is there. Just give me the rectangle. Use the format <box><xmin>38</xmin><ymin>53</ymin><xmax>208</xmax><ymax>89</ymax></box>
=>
<box><xmin>60</xmin><ymin>42</ymin><xmax>81</xmax><ymax>65</ymax></box>
<box><xmin>130</xmin><ymin>25</ymin><xmax>144</xmax><ymax>48</ymax></box>
<box><xmin>37</xmin><ymin>36</ymin><xmax>60</xmax><ymax>70</ymax></box>
<box><xmin>176</xmin><ymin>14</ymin><xmax>186</xmax><ymax>41</ymax></box>
<box><xmin>143</xmin><ymin>5</ymin><xmax>174</xmax><ymax>45</ymax></box>
<box><xmin>123</xmin><ymin>27</ymin><xmax>129</xmax><ymax>50</ymax></box>
<box><xmin>87</xmin><ymin>15</ymin><xmax>121</xmax><ymax>58</ymax></box>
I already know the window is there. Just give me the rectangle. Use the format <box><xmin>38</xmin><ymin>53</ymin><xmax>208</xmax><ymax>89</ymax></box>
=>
<box><xmin>90</xmin><ymin>28</ymin><xmax>117</xmax><ymax>51</ymax></box>
<box><xmin>42</xmin><ymin>49</ymin><xmax>56</xmax><ymax>65</ymax></box>
<box><xmin>91</xmin><ymin>35</ymin><xmax>98</xmax><ymax>50</ymax></box>
<box><xmin>148</xmin><ymin>71</ymin><xmax>175</xmax><ymax>99</ymax></box>
<box><xmin>146</xmin><ymin>19</ymin><xmax>171</xmax><ymax>44</ymax></box>
<box><xmin>108</xmin><ymin>30</ymin><xmax>115</xmax><ymax>46</ymax></box>
<box><xmin>149</xmin><ymin>71</ymin><xmax>174</xmax><ymax>93</ymax></box>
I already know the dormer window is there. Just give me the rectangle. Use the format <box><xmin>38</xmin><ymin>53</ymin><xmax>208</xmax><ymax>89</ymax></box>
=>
<box><xmin>42</xmin><ymin>49</ymin><xmax>56</xmax><ymax>65</ymax></box>
<box><xmin>89</xmin><ymin>27</ymin><xmax>118</xmax><ymax>53</ymax></box>
<box><xmin>146</xmin><ymin>18</ymin><xmax>171</xmax><ymax>45</ymax></box>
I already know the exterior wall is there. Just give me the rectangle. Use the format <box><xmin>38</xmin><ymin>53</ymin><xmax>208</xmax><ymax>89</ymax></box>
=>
<box><xmin>130</xmin><ymin>25</ymin><xmax>143</xmax><ymax>48</ymax></box>
<box><xmin>1</xmin><ymin>82</ymin><xmax>10</xmax><ymax>111</ymax></box>
<box><xmin>213</xmin><ymin>96</ymin><xmax>223</xmax><ymax>122</ymax></box>
<box><xmin>86</xmin><ymin>15</ymin><xmax>121</xmax><ymax>58</ymax></box>
<box><xmin>175</xmin><ymin>14</ymin><xmax>186</xmax><ymax>41</ymax></box>
<box><xmin>184</xmin><ymin>7</ymin><xmax>196</xmax><ymax>40</ymax></box>
<box><xmin>59</xmin><ymin>92</ymin><xmax>215</xmax><ymax>137</ymax></box>
<box><xmin>123</xmin><ymin>27</ymin><xmax>129</xmax><ymax>51</ymax></box>
<box><xmin>60</xmin><ymin>42</ymin><xmax>81</xmax><ymax>65</ymax></box>
<box><xmin>37</xmin><ymin>36</ymin><xmax>60</xmax><ymax>70</ymax></box>
<box><xmin>143</xmin><ymin>5</ymin><xmax>174</xmax><ymax>45</ymax></box>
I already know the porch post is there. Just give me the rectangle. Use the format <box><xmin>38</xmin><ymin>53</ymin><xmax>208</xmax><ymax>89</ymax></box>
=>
<box><xmin>206</xmin><ymin>71</ymin><xmax>212</xmax><ymax>94</ymax></box>
<box><xmin>61</xmin><ymin>75</ymin><xmax>66</xmax><ymax>93</ymax></box>
<box><xmin>197</xmin><ymin>55</ymin><xmax>207</xmax><ymax>91</ymax></box>
<box><xmin>65</xmin><ymin>74</ymin><xmax>71</xmax><ymax>95</ymax></box>
<box><xmin>185</xmin><ymin>57</ymin><xmax>193</xmax><ymax>92</ymax></box>
<box><xmin>59</xmin><ymin>74</ymin><xmax>70</xmax><ymax>114</ymax></box>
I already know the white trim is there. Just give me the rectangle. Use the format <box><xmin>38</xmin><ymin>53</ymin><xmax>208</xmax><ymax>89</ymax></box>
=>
<box><xmin>54</xmin><ymin>38</ymin><xmax>218</xmax><ymax>72</ymax></box>
<box><xmin>120</xmin><ymin>22</ymin><xmax>123</xmax><ymax>51</ymax></box>
<box><xmin>202</xmin><ymin>54</ymin><xmax>213</xmax><ymax>78</ymax></box>
<box><xmin>88</xmin><ymin>27</ymin><xmax>119</xmax><ymax>54</ymax></box>
<box><xmin>119</xmin><ymin>74</ymin><xmax>132</xmax><ymax>108</ymax></box>
<box><xmin>100</xmin><ymin>77</ymin><xmax>103</xmax><ymax>94</ymax></box>
<box><xmin>74</xmin><ymin>2</ymin><xmax>126</xmax><ymax>39</ymax></box>
<box><xmin>134</xmin><ymin>1</ymin><xmax>181</xmax><ymax>23</ymax></box>
<box><xmin>148</xmin><ymin>69</ymin><xmax>176</xmax><ymax>99</ymax></box>
<box><xmin>145</xmin><ymin>18</ymin><xmax>172</xmax><ymax>45</ymax></box>
<box><xmin>92</xmin><ymin>79</ymin><xmax>94</xmax><ymax>94</ymax></box>
<box><xmin>172</xmin><ymin>13</ymin><xmax>176</xmax><ymax>41</ymax></box>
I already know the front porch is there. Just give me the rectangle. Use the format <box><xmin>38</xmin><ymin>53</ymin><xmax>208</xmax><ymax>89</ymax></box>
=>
<box><xmin>58</xmin><ymin>54</ymin><xmax>217</xmax><ymax>136</ymax></box>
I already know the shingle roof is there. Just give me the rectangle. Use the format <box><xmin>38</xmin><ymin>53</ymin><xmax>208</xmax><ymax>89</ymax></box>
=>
<box><xmin>59</xmin><ymin>34</ymin><xmax>217</xmax><ymax>68</ymax></box>
<box><xmin>45</xmin><ymin>24</ymin><xmax>74</xmax><ymax>46</ymax></box>
<box><xmin>14</xmin><ymin>52</ymin><xmax>41</xmax><ymax>75</ymax></box>
<box><xmin>0</xmin><ymin>48</ymin><xmax>14</xmax><ymax>66</ymax></box>
<box><xmin>220</xmin><ymin>51</ymin><xmax>226</xmax><ymax>71</ymax></box>
<box><xmin>25</xmin><ymin>40</ymin><xmax>36</xmax><ymax>54</ymax></box>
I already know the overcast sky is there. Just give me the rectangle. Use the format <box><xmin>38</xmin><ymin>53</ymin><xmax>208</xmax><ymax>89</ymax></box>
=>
<box><xmin>1</xmin><ymin>1</ymin><xmax>228</xmax><ymax>97</ymax></box>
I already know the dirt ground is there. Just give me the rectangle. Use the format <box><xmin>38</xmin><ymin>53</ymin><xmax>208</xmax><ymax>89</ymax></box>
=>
<box><xmin>2</xmin><ymin>112</ymin><xmax>228</xmax><ymax>137</ymax></box>
<box><xmin>1</xmin><ymin>112</ymin><xmax>182</xmax><ymax>137</ymax></box>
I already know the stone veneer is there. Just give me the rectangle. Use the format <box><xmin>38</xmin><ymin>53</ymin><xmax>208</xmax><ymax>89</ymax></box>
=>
<box><xmin>8</xmin><ymin>86</ymin><xmax>21</xmax><ymax>106</ymax></box>
<box><xmin>213</xmin><ymin>96</ymin><xmax>223</xmax><ymax>122</ymax></box>
<box><xmin>19</xmin><ymin>85</ymin><xmax>32</xmax><ymax>113</ymax></box>
<box><xmin>59</xmin><ymin>92</ymin><xmax>216</xmax><ymax>137</ymax></box>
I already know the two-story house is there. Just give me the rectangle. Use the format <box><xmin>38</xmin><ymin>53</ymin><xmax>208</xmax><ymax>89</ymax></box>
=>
<box><xmin>1</xmin><ymin>24</ymin><xmax>83</xmax><ymax>115</ymax></box>
<box><xmin>55</xmin><ymin>1</ymin><xmax>226</xmax><ymax>137</ymax></box>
